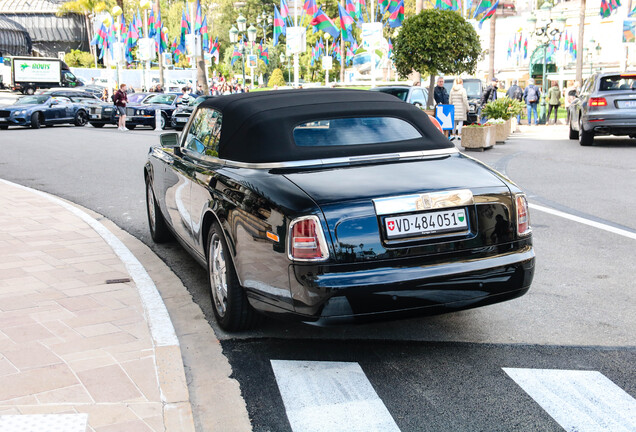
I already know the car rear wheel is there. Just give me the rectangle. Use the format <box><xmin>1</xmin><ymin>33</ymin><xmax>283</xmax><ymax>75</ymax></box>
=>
<box><xmin>145</xmin><ymin>179</ymin><xmax>172</xmax><ymax>243</ymax></box>
<box><xmin>30</xmin><ymin>112</ymin><xmax>41</xmax><ymax>129</ymax></box>
<box><xmin>160</xmin><ymin>113</ymin><xmax>167</xmax><ymax>130</ymax></box>
<box><xmin>568</xmin><ymin>114</ymin><xmax>578</xmax><ymax>140</ymax></box>
<box><xmin>90</xmin><ymin>122</ymin><xmax>105</xmax><ymax>128</ymax></box>
<box><xmin>74</xmin><ymin>110</ymin><xmax>88</xmax><ymax>126</ymax></box>
<box><xmin>579</xmin><ymin>117</ymin><xmax>594</xmax><ymax>146</ymax></box>
<box><xmin>207</xmin><ymin>223</ymin><xmax>258</xmax><ymax>331</ymax></box>
<box><xmin>126</xmin><ymin>124</ymin><xmax>136</xmax><ymax>130</ymax></box>
<box><xmin>24</xmin><ymin>86</ymin><xmax>35</xmax><ymax>95</ymax></box>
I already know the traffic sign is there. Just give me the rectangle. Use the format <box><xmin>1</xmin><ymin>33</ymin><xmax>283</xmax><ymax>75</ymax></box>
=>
<box><xmin>435</xmin><ymin>104</ymin><xmax>455</xmax><ymax>131</ymax></box>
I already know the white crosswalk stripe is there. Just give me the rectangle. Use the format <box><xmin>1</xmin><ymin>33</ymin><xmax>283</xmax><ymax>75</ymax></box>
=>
<box><xmin>271</xmin><ymin>360</ymin><xmax>401</xmax><ymax>432</ymax></box>
<box><xmin>503</xmin><ymin>368</ymin><xmax>636</xmax><ymax>432</ymax></box>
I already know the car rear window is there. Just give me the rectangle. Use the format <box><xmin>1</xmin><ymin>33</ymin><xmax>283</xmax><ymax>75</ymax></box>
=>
<box><xmin>599</xmin><ymin>75</ymin><xmax>636</xmax><ymax>91</ymax></box>
<box><xmin>375</xmin><ymin>88</ymin><xmax>409</xmax><ymax>101</ymax></box>
<box><xmin>293</xmin><ymin>117</ymin><xmax>422</xmax><ymax>147</ymax></box>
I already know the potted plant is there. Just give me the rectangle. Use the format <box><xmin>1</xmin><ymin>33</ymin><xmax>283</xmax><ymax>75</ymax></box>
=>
<box><xmin>460</xmin><ymin>123</ymin><xmax>495</xmax><ymax>151</ymax></box>
<box><xmin>482</xmin><ymin>97</ymin><xmax>523</xmax><ymax>143</ymax></box>
<box><xmin>486</xmin><ymin>118</ymin><xmax>508</xmax><ymax>143</ymax></box>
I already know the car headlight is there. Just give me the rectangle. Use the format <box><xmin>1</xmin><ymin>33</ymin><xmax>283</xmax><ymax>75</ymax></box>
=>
<box><xmin>136</xmin><ymin>110</ymin><xmax>142</xmax><ymax>115</ymax></box>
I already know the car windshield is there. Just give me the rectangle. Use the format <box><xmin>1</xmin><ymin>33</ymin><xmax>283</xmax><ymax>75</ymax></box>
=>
<box><xmin>444</xmin><ymin>80</ymin><xmax>482</xmax><ymax>99</ymax></box>
<box><xmin>189</xmin><ymin>96</ymin><xmax>208</xmax><ymax>106</ymax></box>
<box><xmin>598</xmin><ymin>74</ymin><xmax>636</xmax><ymax>91</ymax></box>
<box><xmin>293</xmin><ymin>117</ymin><xmax>422</xmax><ymax>147</ymax></box>
<box><xmin>15</xmin><ymin>95</ymin><xmax>49</xmax><ymax>105</ymax></box>
<box><xmin>144</xmin><ymin>94</ymin><xmax>176</xmax><ymax>105</ymax></box>
<box><xmin>128</xmin><ymin>93</ymin><xmax>148</xmax><ymax>104</ymax></box>
<box><xmin>374</xmin><ymin>88</ymin><xmax>409</xmax><ymax>101</ymax></box>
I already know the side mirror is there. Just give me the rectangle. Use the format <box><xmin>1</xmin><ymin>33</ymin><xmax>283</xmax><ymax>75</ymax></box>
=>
<box><xmin>50</xmin><ymin>100</ymin><xmax>59</xmax><ymax>106</ymax></box>
<box><xmin>159</xmin><ymin>132</ymin><xmax>180</xmax><ymax>148</ymax></box>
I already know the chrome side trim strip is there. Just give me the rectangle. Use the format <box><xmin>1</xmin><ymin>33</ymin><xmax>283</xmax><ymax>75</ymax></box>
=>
<box><xmin>373</xmin><ymin>189</ymin><xmax>474</xmax><ymax>216</ymax></box>
<box><xmin>199</xmin><ymin>147</ymin><xmax>458</xmax><ymax>169</ymax></box>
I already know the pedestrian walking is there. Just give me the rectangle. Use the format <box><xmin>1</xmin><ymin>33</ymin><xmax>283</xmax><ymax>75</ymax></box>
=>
<box><xmin>479</xmin><ymin>77</ymin><xmax>499</xmax><ymax>123</ymax></box>
<box><xmin>547</xmin><ymin>81</ymin><xmax>561</xmax><ymax>124</ymax></box>
<box><xmin>113</xmin><ymin>84</ymin><xmax>128</xmax><ymax>132</ymax></box>
<box><xmin>433</xmin><ymin>77</ymin><xmax>449</xmax><ymax>105</ymax></box>
<box><xmin>506</xmin><ymin>79</ymin><xmax>524</xmax><ymax>124</ymax></box>
<box><xmin>523</xmin><ymin>78</ymin><xmax>541</xmax><ymax>126</ymax></box>
<box><xmin>449</xmin><ymin>78</ymin><xmax>469</xmax><ymax>140</ymax></box>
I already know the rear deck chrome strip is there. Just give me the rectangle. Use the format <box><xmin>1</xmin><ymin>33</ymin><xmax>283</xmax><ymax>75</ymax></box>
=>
<box><xmin>373</xmin><ymin>189</ymin><xmax>474</xmax><ymax>216</ymax></box>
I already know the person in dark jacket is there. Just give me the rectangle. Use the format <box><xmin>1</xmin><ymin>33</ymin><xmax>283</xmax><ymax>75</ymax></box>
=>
<box><xmin>113</xmin><ymin>84</ymin><xmax>128</xmax><ymax>132</ymax></box>
<box><xmin>433</xmin><ymin>77</ymin><xmax>449</xmax><ymax>105</ymax></box>
<box><xmin>480</xmin><ymin>77</ymin><xmax>499</xmax><ymax>122</ymax></box>
<box><xmin>506</xmin><ymin>79</ymin><xmax>523</xmax><ymax>124</ymax></box>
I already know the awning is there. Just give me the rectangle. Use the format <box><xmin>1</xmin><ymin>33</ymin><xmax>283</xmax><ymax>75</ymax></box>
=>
<box><xmin>0</xmin><ymin>15</ymin><xmax>32</xmax><ymax>56</ymax></box>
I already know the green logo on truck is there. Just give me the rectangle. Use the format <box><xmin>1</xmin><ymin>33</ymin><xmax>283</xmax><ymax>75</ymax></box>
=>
<box><xmin>19</xmin><ymin>63</ymin><xmax>51</xmax><ymax>71</ymax></box>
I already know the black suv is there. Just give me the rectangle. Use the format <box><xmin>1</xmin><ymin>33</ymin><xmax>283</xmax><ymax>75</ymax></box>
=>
<box><xmin>444</xmin><ymin>78</ymin><xmax>484</xmax><ymax>124</ymax></box>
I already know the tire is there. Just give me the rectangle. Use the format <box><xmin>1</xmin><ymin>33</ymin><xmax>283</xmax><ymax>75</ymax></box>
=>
<box><xmin>568</xmin><ymin>115</ymin><xmax>578</xmax><ymax>140</ymax></box>
<box><xmin>145</xmin><ymin>179</ymin><xmax>172</xmax><ymax>243</ymax></box>
<box><xmin>207</xmin><ymin>222</ymin><xmax>258</xmax><ymax>331</ymax></box>
<box><xmin>90</xmin><ymin>122</ymin><xmax>105</xmax><ymax>128</ymax></box>
<box><xmin>126</xmin><ymin>124</ymin><xmax>136</xmax><ymax>130</ymax></box>
<box><xmin>160</xmin><ymin>113</ymin><xmax>167</xmax><ymax>130</ymax></box>
<box><xmin>74</xmin><ymin>110</ymin><xmax>88</xmax><ymax>126</ymax></box>
<box><xmin>579</xmin><ymin>117</ymin><xmax>594</xmax><ymax>146</ymax></box>
<box><xmin>30</xmin><ymin>112</ymin><xmax>41</xmax><ymax>129</ymax></box>
<box><xmin>25</xmin><ymin>86</ymin><xmax>35</xmax><ymax>95</ymax></box>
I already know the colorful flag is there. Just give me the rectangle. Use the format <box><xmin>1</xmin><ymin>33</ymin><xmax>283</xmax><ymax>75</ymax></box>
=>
<box><xmin>600</xmin><ymin>0</ymin><xmax>611</xmax><ymax>17</ymax></box>
<box><xmin>260</xmin><ymin>47</ymin><xmax>269</xmax><ymax>65</ymax></box>
<box><xmin>210</xmin><ymin>36</ymin><xmax>220</xmax><ymax>62</ymax></box>
<box><xmin>201</xmin><ymin>15</ymin><xmax>209</xmax><ymax>51</ymax></box>
<box><xmin>154</xmin><ymin>8</ymin><xmax>164</xmax><ymax>52</ymax></box>
<box><xmin>523</xmin><ymin>38</ymin><xmax>528</xmax><ymax>59</ymax></box>
<box><xmin>345</xmin><ymin>0</ymin><xmax>356</xmax><ymax>16</ymax></box>
<box><xmin>90</xmin><ymin>22</ymin><xmax>108</xmax><ymax>46</ymax></box>
<box><xmin>135</xmin><ymin>9</ymin><xmax>143</xmax><ymax>34</ymax></box>
<box><xmin>472</xmin><ymin>0</ymin><xmax>492</xmax><ymax>18</ymax></box>
<box><xmin>609</xmin><ymin>0</ymin><xmax>621</xmax><ymax>12</ymax></box>
<box><xmin>195</xmin><ymin>0</ymin><xmax>203</xmax><ymax>33</ymax></box>
<box><xmin>387</xmin><ymin>37</ymin><xmax>393</xmax><ymax>58</ymax></box>
<box><xmin>356</xmin><ymin>0</ymin><xmax>366</xmax><ymax>22</ymax></box>
<box><xmin>478</xmin><ymin>0</ymin><xmax>498</xmax><ymax>29</ymax></box>
<box><xmin>311</xmin><ymin>9</ymin><xmax>340</xmax><ymax>38</ymax></box>
<box><xmin>379</xmin><ymin>0</ymin><xmax>389</xmax><ymax>12</ymax></box>
<box><xmin>387</xmin><ymin>0</ymin><xmax>400</xmax><ymax>13</ymax></box>
<box><xmin>230</xmin><ymin>47</ymin><xmax>242</xmax><ymax>66</ymax></box>
<box><xmin>507</xmin><ymin>41</ymin><xmax>511</xmax><ymax>59</ymax></box>
<box><xmin>338</xmin><ymin>3</ymin><xmax>356</xmax><ymax>42</ymax></box>
<box><xmin>181</xmin><ymin>9</ymin><xmax>190</xmax><ymax>36</ymax></box>
<box><xmin>304</xmin><ymin>0</ymin><xmax>318</xmax><ymax>16</ymax></box>
<box><xmin>280</xmin><ymin>0</ymin><xmax>289</xmax><ymax>19</ymax></box>
<box><xmin>148</xmin><ymin>9</ymin><xmax>156</xmax><ymax>38</ymax></box>
<box><xmin>273</xmin><ymin>6</ymin><xmax>286</xmax><ymax>46</ymax></box>
<box><xmin>630</xmin><ymin>4</ymin><xmax>636</xmax><ymax>16</ymax></box>
<box><xmin>388</xmin><ymin>0</ymin><xmax>404</xmax><ymax>28</ymax></box>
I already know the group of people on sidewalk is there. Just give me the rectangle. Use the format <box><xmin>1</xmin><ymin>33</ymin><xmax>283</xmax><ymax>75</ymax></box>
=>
<box><xmin>432</xmin><ymin>75</ymin><xmax>580</xmax><ymax>138</ymax></box>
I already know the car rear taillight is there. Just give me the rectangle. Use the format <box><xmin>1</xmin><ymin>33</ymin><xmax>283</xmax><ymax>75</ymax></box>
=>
<box><xmin>289</xmin><ymin>216</ymin><xmax>329</xmax><ymax>261</ymax></box>
<box><xmin>589</xmin><ymin>97</ymin><xmax>607</xmax><ymax>107</ymax></box>
<box><xmin>516</xmin><ymin>194</ymin><xmax>531</xmax><ymax>236</ymax></box>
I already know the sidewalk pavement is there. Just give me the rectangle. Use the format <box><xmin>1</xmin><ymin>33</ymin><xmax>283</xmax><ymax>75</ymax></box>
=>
<box><xmin>0</xmin><ymin>181</ymin><xmax>195</xmax><ymax>432</ymax></box>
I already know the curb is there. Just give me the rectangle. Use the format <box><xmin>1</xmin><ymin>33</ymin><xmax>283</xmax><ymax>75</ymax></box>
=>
<box><xmin>0</xmin><ymin>179</ymin><xmax>196</xmax><ymax>432</ymax></box>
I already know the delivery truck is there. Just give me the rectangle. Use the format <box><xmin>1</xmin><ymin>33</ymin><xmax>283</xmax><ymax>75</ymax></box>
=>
<box><xmin>1</xmin><ymin>56</ymin><xmax>83</xmax><ymax>94</ymax></box>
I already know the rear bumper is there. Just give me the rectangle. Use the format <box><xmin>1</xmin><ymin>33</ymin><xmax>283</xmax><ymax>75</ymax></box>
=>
<box><xmin>284</xmin><ymin>243</ymin><xmax>535</xmax><ymax>323</ymax></box>
<box><xmin>584</xmin><ymin>115</ymin><xmax>636</xmax><ymax>135</ymax></box>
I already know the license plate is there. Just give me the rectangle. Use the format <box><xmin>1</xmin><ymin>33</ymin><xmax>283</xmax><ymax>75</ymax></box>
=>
<box><xmin>617</xmin><ymin>100</ymin><xmax>636</xmax><ymax>109</ymax></box>
<box><xmin>0</xmin><ymin>118</ymin><xmax>6</xmax><ymax>121</ymax></box>
<box><xmin>176</xmin><ymin>117</ymin><xmax>187</xmax><ymax>122</ymax></box>
<box><xmin>384</xmin><ymin>208</ymin><xmax>468</xmax><ymax>239</ymax></box>
<box><xmin>90</xmin><ymin>114</ymin><xmax>101</xmax><ymax>119</ymax></box>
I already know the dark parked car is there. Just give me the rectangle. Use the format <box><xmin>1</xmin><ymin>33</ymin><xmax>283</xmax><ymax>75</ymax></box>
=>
<box><xmin>144</xmin><ymin>90</ymin><xmax>535</xmax><ymax>330</ymax></box>
<box><xmin>0</xmin><ymin>94</ymin><xmax>89</xmax><ymax>129</ymax></box>
<box><xmin>41</xmin><ymin>90</ymin><xmax>117</xmax><ymax>128</ymax></box>
<box><xmin>444</xmin><ymin>78</ymin><xmax>484</xmax><ymax>124</ymax></box>
<box><xmin>568</xmin><ymin>72</ymin><xmax>636</xmax><ymax>146</ymax></box>
<box><xmin>370</xmin><ymin>86</ymin><xmax>428</xmax><ymax>107</ymax></box>
<box><xmin>171</xmin><ymin>95</ymin><xmax>216</xmax><ymax>130</ymax></box>
<box><xmin>126</xmin><ymin>92</ymin><xmax>185</xmax><ymax>130</ymax></box>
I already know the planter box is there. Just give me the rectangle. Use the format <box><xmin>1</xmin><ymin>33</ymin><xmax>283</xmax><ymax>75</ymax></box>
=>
<box><xmin>494</xmin><ymin>122</ymin><xmax>508</xmax><ymax>144</ymax></box>
<box><xmin>507</xmin><ymin>118</ymin><xmax>514</xmax><ymax>134</ymax></box>
<box><xmin>461</xmin><ymin>125</ymin><xmax>495</xmax><ymax>151</ymax></box>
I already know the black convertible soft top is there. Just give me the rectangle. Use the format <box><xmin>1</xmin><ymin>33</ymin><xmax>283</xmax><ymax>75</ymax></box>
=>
<box><xmin>199</xmin><ymin>89</ymin><xmax>453</xmax><ymax>163</ymax></box>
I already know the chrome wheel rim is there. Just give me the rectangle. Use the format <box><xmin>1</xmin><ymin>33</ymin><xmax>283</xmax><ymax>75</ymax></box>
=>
<box><xmin>160</xmin><ymin>115</ymin><xmax>166</xmax><ymax>129</ymax></box>
<box><xmin>147</xmin><ymin>183</ymin><xmax>156</xmax><ymax>233</ymax></box>
<box><xmin>209</xmin><ymin>233</ymin><xmax>228</xmax><ymax>317</ymax></box>
<box><xmin>78</xmin><ymin>112</ymin><xmax>87</xmax><ymax>125</ymax></box>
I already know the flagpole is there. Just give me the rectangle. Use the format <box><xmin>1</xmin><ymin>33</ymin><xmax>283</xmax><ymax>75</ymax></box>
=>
<box><xmin>371</xmin><ymin>0</ymin><xmax>376</xmax><ymax>88</ymax></box>
<box><xmin>190</xmin><ymin>0</ymin><xmax>197</xmax><ymax>91</ymax></box>
<box><xmin>156</xmin><ymin>0</ymin><xmax>164</xmax><ymax>89</ymax></box>
<box><xmin>144</xmin><ymin>9</ymin><xmax>150</xmax><ymax>91</ymax></box>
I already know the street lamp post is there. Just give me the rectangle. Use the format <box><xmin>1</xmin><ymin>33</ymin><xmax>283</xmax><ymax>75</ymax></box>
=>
<box><xmin>280</xmin><ymin>53</ymin><xmax>291</xmax><ymax>84</ymax></box>
<box><xmin>229</xmin><ymin>15</ymin><xmax>251</xmax><ymax>89</ymax></box>
<box><xmin>528</xmin><ymin>4</ymin><xmax>565</xmax><ymax>125</ymax></box>
<box><xmin>111</xmin><ymin>6</ymin><xmax>123</xmax><ymax>88</ymax></box>
<box><xmin>247</xmin><ymin>24</ymin><xmax>257</xmax><ymax>89</ymax></box>
<box><xmin>586</xmin><ymin>39</ymin><xmax>602</xmax><ymax>74</ymax></box>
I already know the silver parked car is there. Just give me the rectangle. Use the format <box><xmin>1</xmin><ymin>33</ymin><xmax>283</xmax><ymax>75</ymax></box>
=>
<box><xmin>568</xmin><ymin>72</ymin><xmax>636</xmax><ymax>146</ymax></box>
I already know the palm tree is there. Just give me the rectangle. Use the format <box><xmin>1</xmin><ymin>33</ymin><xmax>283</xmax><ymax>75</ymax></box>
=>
<box><xmin>57</xmin><ymin>0</ymin><xmax>114</xmax><ymax>60</ymax></box>
<box><xmin>575</xmin><ymin>0</ymin><xmax>585</xmax><ymax>84</ymax></box>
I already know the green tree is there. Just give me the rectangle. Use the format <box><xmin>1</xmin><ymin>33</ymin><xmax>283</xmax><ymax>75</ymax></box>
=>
<box><xmin>57</xmin><ymin>0</ymin><xmax>113</xmax><ymax>62</ymax></box>
<box><xmin>267</xmin><ymin>68</ymin><xmax>285</xmax><ymax>87</ymax></box>
<box><xmin>65</xmin><ymin>49</ymin><xmax>96</xmax><ymax>68</ymax></box>
<box><xmin>393</xmin><ymin>9</ymin><xmax>481</xmax><ymax>107</ymax></box>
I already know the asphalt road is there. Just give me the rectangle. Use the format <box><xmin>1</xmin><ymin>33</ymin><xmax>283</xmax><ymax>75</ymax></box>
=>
<box><xmin>1</xmin><ymin>123</ymin><xmax>634</xmax><ymax>431</ymax></box>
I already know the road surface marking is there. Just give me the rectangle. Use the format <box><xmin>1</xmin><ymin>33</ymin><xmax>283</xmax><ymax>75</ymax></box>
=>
<box><xmin>503</xmin><ymin>368</ymin><xmax>636</xmax><ymax>432</ymax></box>
<box><xmin>0</xmin><ymin>414</ymin><xmax>88</xmax><ymax>432</ymax></box>
<box><xmin>271</xmin><ymin>360</ymin><xmax>400</xmax><ymax>432</ymax></box>
<box><xmin>0</xmin><ymin>179</ymin><xmax>179</xmax><ymax>347</ymax></box>
<box><xmin>529</xmin><ymin>203</ymin><xmax>636</xmax><ymax>241</ymax></box>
